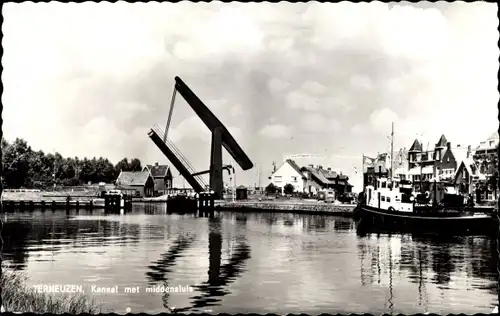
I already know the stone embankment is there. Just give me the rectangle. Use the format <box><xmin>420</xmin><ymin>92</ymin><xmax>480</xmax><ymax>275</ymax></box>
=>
<box><xmin>215</xmin><ymin>200</ymin><xmax>356</xmax><ymax>217</ymax></box>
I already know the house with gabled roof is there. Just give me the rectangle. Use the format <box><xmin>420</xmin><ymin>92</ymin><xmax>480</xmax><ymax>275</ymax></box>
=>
<box><xmin>115</xmin><ymin>170</ymin><xmax>155</xmax><ymax>197</ymax></box>
<box><xmin>268</xmin><ymin>159</ymin><xmax>307</xmax><ymax>194</ymax></box>
<box><xmin>454</xmin><ymin>158</ymin><xmax>478</xmax><ymax>195</ymax></box>
<box><xmin>143</xmin><ymin>162</ymin><xmax>173</xmax><ymax>195</ymax></box>
<box><xmin>301</xmin><ymin>165</ymin><xmax>353</xmax><ymax>196</ymax></box>
<box><xmin>300</xmin><ymin>164</ymin><xmax>334</xmax><ymax>195</ymax></box>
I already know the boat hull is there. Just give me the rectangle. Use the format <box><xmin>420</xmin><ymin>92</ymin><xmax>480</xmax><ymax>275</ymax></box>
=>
<box><xmin>353</xmin><ymin>204</ymin><xmax>499</xmax><ymax>237</ymax></box>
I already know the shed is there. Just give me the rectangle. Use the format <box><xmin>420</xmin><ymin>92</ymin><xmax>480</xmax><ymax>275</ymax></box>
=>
<box><xmin>115</xmin><ymin>171</ymin><xmax>155</xmax><ymax>197</ymax></box>
<box><xmin>235</xmin><ymin>185</ymin><xmax>248</xmax><ymax>200</ymax></box>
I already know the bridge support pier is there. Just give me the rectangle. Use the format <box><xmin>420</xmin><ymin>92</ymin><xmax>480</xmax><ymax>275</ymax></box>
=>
<box><xmin>210</xmin><ymin>127</ymin><xmax>224</xmax><ymax>200</ymax></box>
<box><xmin>198</xmin><ymin>192</ymin><xmax>216</xmax><ymax>217</ymax></box>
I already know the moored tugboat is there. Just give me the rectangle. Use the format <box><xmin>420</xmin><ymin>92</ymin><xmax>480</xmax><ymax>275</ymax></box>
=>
<box><xmin>355</xmin><ymin>123</ymin><xmax>498</xmax><ymax>236</ymax></box>
<box><xmin>353</xmin><ymin>176</ymin><xmax>498</xmax><ymax>236</ymax></box>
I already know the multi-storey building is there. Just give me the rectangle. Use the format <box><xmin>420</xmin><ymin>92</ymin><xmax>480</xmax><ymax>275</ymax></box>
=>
<box><xmin>473</xmin><ymin>131</ymin><xmax>498</xmax><ymax>176</ymax></box>
<box><xmin>363</xmin><ymin>149</ymin><xmax>409</xmax><ymax>187</ymax></box>
<box><xmin>407</xmin><ymin>134</ymin><xmax>473</xmax><ymax>192</ymax></box>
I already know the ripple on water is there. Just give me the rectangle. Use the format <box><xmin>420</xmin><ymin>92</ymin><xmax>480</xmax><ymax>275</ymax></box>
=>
<box><xmin>1</xmin><ymin>210</ymin><xmax>498</xmax><ymax>314</ymax></box>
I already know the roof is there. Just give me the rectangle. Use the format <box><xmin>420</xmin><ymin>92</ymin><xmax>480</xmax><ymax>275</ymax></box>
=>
<box><xmin>272</xmin><ymin>159</ymin><xmax>307</xmax><ymax>180</ymax></box>
<box><xmin>376</xmin><ymin>153</ymin><xmax>388</xmax><ymax>161</ymax></box>
<box><xmin>319</xmin><ymin>168</ymin><xmax>337</xmax><ymax>179</ymax></box>
<box><xmin>285</xmin><ymin>159</ymin><xmax>305</xmax><ymax>177</ymax></box>
<box><xmin>476</xmin><ymin>131</ymin><xmax>499</xmax><ymax>151</ymax></box>
<box><xmin>236</xmin><ymin>185</ymin><xmax>247</xmax><ymax>190</ymax></box>
<box><xmin>409</xmin><ymin>139</ymin><xmax>423</xmax><ymax>152</ymax></box>
<box><xmin>487</xmin><ymin>131</ymin><xmax>499</xmax><ymax>141</ymax></box>
<box><xmin>435</xmin><ymin>134</ymin><xmax>448</xmax><ymax>148</ymax></box>
<box><xmin>116</xmin><ymin>171</ymin><xmax>152</xmax><ymax>186</ymax></box>
<box><xmin>454</xmin><ymin>159</ymin><xmax>476</xmax><ymax>183</ymax></box>
<box><xmin>144</xmin><ymin>164</ymin><xmax>170</xmax><ymax>178</ymax></box>
<box><xmin>301</xmin><ymin>166</ymin><xmax>334</xmax><ymax>185</ymax></box>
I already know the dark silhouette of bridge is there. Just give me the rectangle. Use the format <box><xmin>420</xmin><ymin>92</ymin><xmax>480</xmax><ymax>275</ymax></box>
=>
<box><xmin>148</xmin><ymin>76</ymin><xmax>253</xmax><ymax>199</ymax></box>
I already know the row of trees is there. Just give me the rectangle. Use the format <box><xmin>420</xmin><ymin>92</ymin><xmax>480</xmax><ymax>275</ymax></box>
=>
<box><xmin>265</xmin><ymin>183</ymin><xmax>295</xmax><ymax>195</ymax></box>
<box><xmin>2</xmin><ymin>138</ymin><xmax>144</xmax><ymax>189</ymax></box>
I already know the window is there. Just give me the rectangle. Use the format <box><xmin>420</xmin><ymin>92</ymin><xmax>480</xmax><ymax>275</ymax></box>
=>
<box><xmin>447</xmin><ymin>157</ymin><xmax>450</xmax><ymax>163</ymax></box>
<box><xmin>381</xmin><ymin>196</ymin><xmax>386</xmax><ymax>202</ymax></box>
<box><xmin>381</xmin><ymin>182</ymin><xmax>387</xmax><ymax>188</ymax></box>
<box><xmin>387</xmin><ymin>197</ymin><xmax>391</xmax><ymax>202</ymax></box>
<box><xmin>292</xmin><ymin>176</ymin><xmax>297</xmax><ymax>182</ymax></box>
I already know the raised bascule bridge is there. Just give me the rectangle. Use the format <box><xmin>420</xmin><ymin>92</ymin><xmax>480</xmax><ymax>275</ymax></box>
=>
<box><xmin>148</xmin><ymin>76</ymin><xmax>254</xmax><ymax>201</ymax></box>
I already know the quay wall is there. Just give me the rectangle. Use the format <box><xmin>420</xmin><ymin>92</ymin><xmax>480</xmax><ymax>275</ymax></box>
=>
<box><xmin>2</xmin><ymin>191</ymin><xmax>99</xmax><ymax>202</ymax></box>
<box><xmin>1</xmin><ymin>191</ymin><xmax>107</xmax><ymax>211</ymax></box>
<box><xmin>215</xmin><ymin>201</ymin><xmax>356</xmax><ymax>217</ymax></box>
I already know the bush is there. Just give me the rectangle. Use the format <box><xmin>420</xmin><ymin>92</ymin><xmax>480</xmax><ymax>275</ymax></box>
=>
<box><xmin>1</xmin><ymin>270</ymin><xmax>102</xmax><ymax>314</ymax></box>
<box><xmin>283</xmin><ymin>183</ymin><xmax>294</xmax><ymax>195</ymax></box>
<box><xmin>265</xmin><ymin>183</ymin><xmax>278</xmax><ymax>194</ymax></box>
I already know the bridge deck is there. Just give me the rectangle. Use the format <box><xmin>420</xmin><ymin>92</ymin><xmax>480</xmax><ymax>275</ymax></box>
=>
<box><xmin>148</xmin><ymin>127</ymin><xmax>205</xmax><ymax>193</ymax></box>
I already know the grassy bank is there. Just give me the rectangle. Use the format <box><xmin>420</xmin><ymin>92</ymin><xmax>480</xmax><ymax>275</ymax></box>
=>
<box><xmin>1</xmin><ymin>270</ymin><xmax>102</xmax><ymax>314</ymax></box>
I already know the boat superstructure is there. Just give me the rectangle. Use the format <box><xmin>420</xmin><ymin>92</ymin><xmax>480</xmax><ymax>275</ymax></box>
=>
<box><xmin>365</xmin><ymin>177</ymin><xmax>414</xmax><ymax>213</ymax></box>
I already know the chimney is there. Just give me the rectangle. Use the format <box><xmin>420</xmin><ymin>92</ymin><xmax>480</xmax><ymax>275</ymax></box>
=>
<box><xmin>155</xmin><ymin>162</ymin><xmax>159</xmax><ymax>166</ymax></box>
<box><xmin>318</xmin><ymin>165</ymin><xmax>323</xmax><ymax>170</ymax></box>
<box><xmin>327</xmin><ymin>167</ymin><xmax>331</xmax><ymax>171</ymax></box>
<box><xmin>308</xmin><ymin>164</ymin><xmax>314</xmax><ymax>168</ymax></box>
<box><xmin>467</xmin><ymin>145</ymin><xmax>472</xmax><ymax>158</ymax></box>
<box><xmin>446</xmin><ymin>142</ymin><xmax>451</xmax><ymax>150</ymax></box>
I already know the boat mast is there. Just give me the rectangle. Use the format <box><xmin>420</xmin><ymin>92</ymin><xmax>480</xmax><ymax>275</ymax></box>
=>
<box><xmin>390</xmin><ymin>122</ymin><xmax>394</xmax><ymax>183</ymax></box>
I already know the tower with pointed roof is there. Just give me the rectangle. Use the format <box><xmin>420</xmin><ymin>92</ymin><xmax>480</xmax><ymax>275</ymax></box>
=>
<box><xmin>408</xmin><ymin>139</ymin><xmax>422</xmax><ymax>168</ymax></box>
<box><xmin>433</xmin><ymin>134</ymin><xmax>448</xmax><ymax>162</ymax></box>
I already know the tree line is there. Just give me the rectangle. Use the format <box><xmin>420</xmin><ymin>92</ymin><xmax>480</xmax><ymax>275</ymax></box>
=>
<box><xmin>2</xmin><ymin>138</ymin><xmax>144</xmax><ymax>189</ymax></box>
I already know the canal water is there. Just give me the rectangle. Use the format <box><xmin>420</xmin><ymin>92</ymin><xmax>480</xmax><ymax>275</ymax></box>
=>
<box><xmin>2</xmin><ymin>203</ymin><xmax>498</xmax><ymax>314</ymax></box>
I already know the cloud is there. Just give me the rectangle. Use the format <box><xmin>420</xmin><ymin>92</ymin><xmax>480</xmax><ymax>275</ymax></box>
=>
<box><xmin>350</xmin><ymin>124</ymin><xmax>364</xmax><ymax>135</ymax></box>
<box><xmin>259</xmin><ymin>124</ymin><xmax>291</xmax><ymax>138</ymax></box>
<box><xmin>2</xmin><ymin>2</ymin><xmax>498</xmax><ymax>188</ymax></box>
<box><xmin>300</xmin><ymin>113</ymin><xmax>342</xmax><ymax>133</ymax></box>
<box><xmin>369</xmin><ymin>108</ymin><xmax>399</xmax><ymax>135</ymax></box>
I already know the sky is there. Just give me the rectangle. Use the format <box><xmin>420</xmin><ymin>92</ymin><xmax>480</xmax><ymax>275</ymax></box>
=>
<box><xmin>2</xmin><ymin>2</ymin><xmax>499</xmax><ymax>192</ymax></box>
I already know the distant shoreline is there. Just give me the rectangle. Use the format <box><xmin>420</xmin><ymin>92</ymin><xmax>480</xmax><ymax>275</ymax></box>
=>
<box><xmin>1</xmin><ymin>190</ymin><xmax>357</xmax><ymax>217</ymax></box>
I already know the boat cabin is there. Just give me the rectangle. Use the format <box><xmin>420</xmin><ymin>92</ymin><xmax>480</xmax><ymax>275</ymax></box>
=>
<box><xmin>365</xmin><ymin>177</ymin><xmax>414</xmax><ymax>213</ymax></box>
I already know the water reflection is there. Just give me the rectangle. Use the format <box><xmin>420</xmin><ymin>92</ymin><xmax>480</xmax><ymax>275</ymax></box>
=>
<box><xmin>192</xmin><ymin>216</ymin><xmax>251</xmax><ymax>312</ymax></box>
<box><xmin>2</xmin><ymin>210</ymin><xmax>141</xmax><ymax>270</ymax></box>
<box><xmin>357</xmin><ymin>233</ymin><xmax>498</xmax><ymax>313</ymax></box>
<box><xmin>145</xmin><ymin>233</ymin><xmax>196</xmax><ymax>285</ymax></box>
<box><xmin>1</xmin><ymin>209</ymin><xmax>498</xmax><ymax>314</ymax></box>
